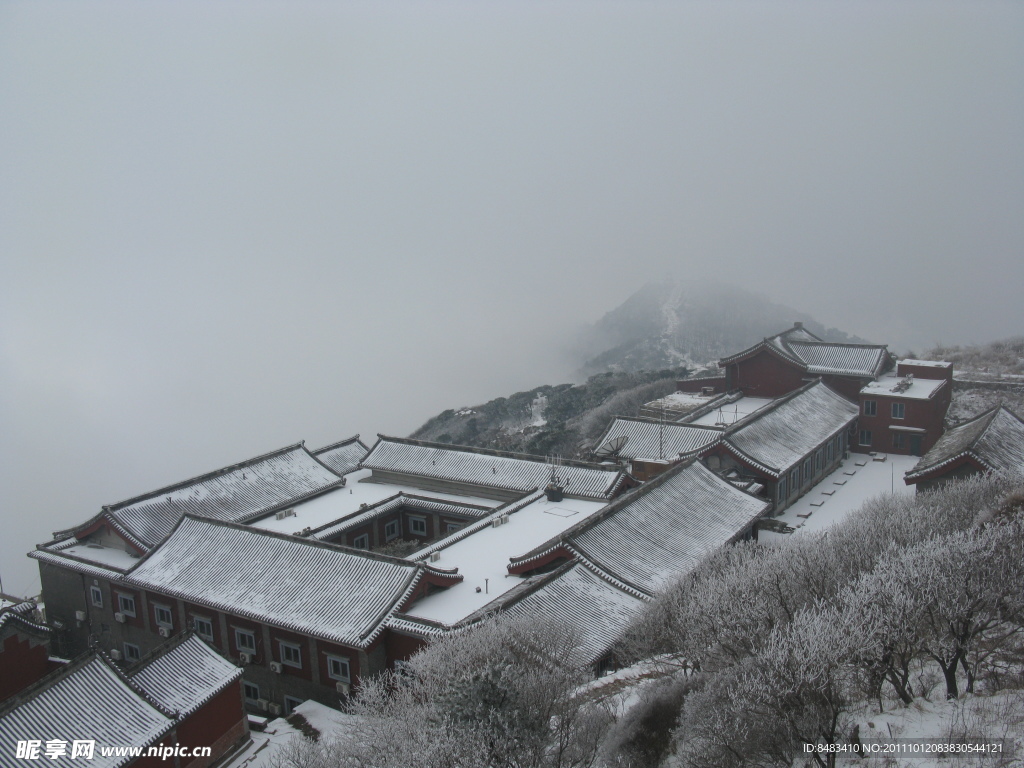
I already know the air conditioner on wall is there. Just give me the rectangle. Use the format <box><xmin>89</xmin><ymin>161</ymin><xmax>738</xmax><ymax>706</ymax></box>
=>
<box><xmin>75</xmin><ymin>610</ymin><xmax>87</xmax><ymax>622</ymax></box>
<box><xmin>335</xmin><ymin>681</ymin><xmax>350</xmax><ymax>695</ymax></box>
<box><xmin>158</xmin><ymin>626</ymin><xmax>170</xmax><ymax>638</ymax></box>
<box><xmin>256</xmin><ymin>698</ymin><xmax>269</xmax><ymax>711</ymax></box>
<box><xmin>114</xmin><ymin>612</ymin><xmax>126</xmax><ymax>623</ymax></box>
<box><xmin>270</xmin><ymin>661</ymin><xmax>283</xmax><ymax>674</ymax></box>
<box><xmin>429</xmin><ymin>551</ymin><xmax>440</xmax><ymax>562</ymax></box>
<box><xmin>267</xmin><ymin>703</ymin><xmax>282</xmax><ymax>716</ymax></box>
<box><xmin>109</xmin><ymin>649</ymin><xmax>122</xmax><ymax>661</ymax></box>
<box><xmin>239</xmin><ymin>652</ymin><xmax>253</xmax><ymax>664</ymax></box>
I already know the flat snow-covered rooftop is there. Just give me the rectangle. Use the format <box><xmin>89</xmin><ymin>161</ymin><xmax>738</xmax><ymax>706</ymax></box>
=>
<box><xmin>860</xmin><ymin>373</ymin><xmax>947</xmax><ymax>401</ymax></box>
<box><xmin>403</xmin><ymin>494</ymin><xmax>606</xmax><ymax>625</ymax></box>
<box><xmin>250</xmin><ymin>468</ymin><xmax>502</xmax><ymax>534</ymax></box>
<box><xmin>688</xmin><ymin>397</ymin><xmax>774</xmax><ymax>427</ymax></box>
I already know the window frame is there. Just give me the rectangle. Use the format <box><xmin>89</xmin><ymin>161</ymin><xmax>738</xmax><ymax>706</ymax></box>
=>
<box><xmin>859</xmin><ymin>430</ymin><xmax>872</xmax><ymax>447</ymax></box>
<box><xmin>279</xmin><ymin>640</ymin><xmax>302</xmax><ymax>669</ymax></box>
<box><xmin>90</xmin><ymin>586</ymin><xmax>103</xmax><ymax>608</ymax></box>
<box><xmin>192</xmin><ymin>616</ymin><xmax>214</xmax><ymax>642</ymax></box>
<box><xmin>117</xmin><ymin>593</ymin><xmax>136</xmax><ymax>618</ymax></box>
<box><xmin>863</xmin><ymin>400</ymin><xmax>877</xmax><ymax>417</ymax></box>
<box><xmin>123</xmin><ymin>642</ymin><xmax>141</xmax><ymax>662</ymax></box>
<box><xmin>892</xmin><ymin>432</ymin><xmax>906</xmax><ymax>449</ymax></box>
<box><xmin>235</xmin><ymin>628</ymin><xmax>257</xmax><ymax>654</ymax></box>
<box><xmin>284</xmin><ymin>696</ymin><xmax>304</xmax><ymax>715</ymax></box>
<box><xmin>408</xmin><ymin>516</ymin><xmax>427</xmax><ymax>537</ymax></box>
<box><xmin>326</xmin><ymin>654</ymin><xmax>351</xmax><ymax>682</ymax></box>
<box><xmin>891</xmin><ymin>402</ymin><xmax>906</xmax><ymax>419</ymax></box>
<box><xmin>384</xmin><ymin>519</ymin><xmax>399</xmax><ymax>541</ymax></box>
<box><xmin>243</xmin><ymin>681</ymin><xmax>260</xmax><ymax>703</ymax></box>
<box><xmin>153</xmin><ymin>603</ymin><xmax>174</xmax><ymax>629</ymax></box>
<box><xmin>352</xmin><ymin>533</ymin><xmax>369</xmax><ymax>550</ymax></box>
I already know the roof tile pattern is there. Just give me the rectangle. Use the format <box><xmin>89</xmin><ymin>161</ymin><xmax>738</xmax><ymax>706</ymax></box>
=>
<box><xmin>504</xmin><ymin>563</ymin><xmax>646</xmax><ymax>668</ymax></box>
<box><xmin>313</xmin><ymin>438</ymin><xmax>369</xmax><ymax>477</ymax></box>
<box><xmin>0</xmin><ymin>657</ymin><xmax>172</xmax><ymax>768</ymax></box>
<box><xmin>100</xmin><ymin>445</ymin><xmax>344</xmax><ymax>549</ymax></box>
<box><xmin>907</xmin><ymin>407</ymin><xmax>1024</xmax><ymax>480</ymax></box>
<box><xmin>787</xmin><ymin>341</ymin><xmax>890</xmax><ymax>377</ymax></box>
<box><xmin>595</xmin><ymin>419</ymin><xmax>720</xmax><ymax>460</ymax></box>
<box><xmin>125</xmin><ymin>517</ymin><xmax>422</xmax><ymax>647</ymax></box>
<box><xmin>361</xmin><ymin>438</ymin><xmax>623</xmax><ymax>499</ymax></box>
<box><xmin>570</xmin><ymin>462</ymin><xmax>768</xmax><ymax>594</ymax></box>
<box><xmin>724</xmin><ymin>381</ymin><xmax>858</xmax><ymax>476</ymax></box>
<box><xmin>130</xmin><ymin>635</ymin><xmax>242</xmax><ymax>719</ymax></box>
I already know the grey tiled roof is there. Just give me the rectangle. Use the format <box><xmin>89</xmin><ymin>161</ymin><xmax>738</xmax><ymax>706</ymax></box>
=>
<box><xmin>313</xmin><ymin>436</ymin><xmax>369</xmax><ymax>477</ymax></box>
<box><xmin>0</xmin><ymin>656</ymin><xmax>173</xmax><ymax>768</ymax></box>
<box><xmin>84</xmin><ymin>444</ymin><xmax>346</xmax><ymax>549</ymax></box>
<box><xmin>568</xmin><ymin>462</ymin><xmax>769</xmax><ymax>595</ymax></box>
<box><xmin>361</xmin><ymin>437</ymin><xmax>626</xmax><ymax>499</ymax></box>
<box><xmin>129</xmin><ymin>635</ymin><xmax>241</xmax><ymax>719</ymax></box>
<box><xmin>595</xmin><ymin>418</ymin><xmax>720</xmax><ymax>461</ymax></box>
<box><xmin>503</xmin><ymin>563</ymin><xmax>647</xmax><ymax>668</ymax></box>
<box><xmin>124</xmin><ymin>516</ymin><xmax>446</xmax><ymax>647</ymax></box>
<box><xmin>720</xmin><ymin>324</ymin><xmax>890</xmax><ymax>378</ymax></box>
<box><xmin>723</xmin><ymin>381</ymin><xmax>858</xmax><ymax>476</ymax></box>
<box><xmin>906</xmin><ymin>406</ymin><xmax>1024</xmax><ymax>480</ymax></box>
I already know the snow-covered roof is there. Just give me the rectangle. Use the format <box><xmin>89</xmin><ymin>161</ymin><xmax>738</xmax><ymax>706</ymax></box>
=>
<box><xmin>719</xmin><ymin>323</ymin><xmax>890</xmax><ymax>379</ymax></box>
<box><xmin>906</xmin><ymin>406</ymin><xmax>1024</xmax><ymax>481</ymax></box>
<box><xmin>860</xmin><ymin>373</ymin><xmax>947</xmax><ymax>401</ymax></box>
<box><xmin>361</xmin><ymin>437</ymin><xmax>627</xmax><ymax>500</ymax></box>
<box><xmin>686</xmin><ymin>397</ymin><xmax>775</xmax><ymax>428</ymax></box>
<box><xmin>594</xmin><ymin>418</ymin><xmax>720</xmax><ymax>461</ymax></box>
<box><xmin>501</xmin><ymin>563</ymin><xmax>647</xmax><ymax>668</ymax></box>
<box><xmin>312</xmin><ymin>436</ymin><xmax>369</xmax><ymax>477</ymax></box>
<box><xmin>129</xmin><ymin>634</ymin><xmax>242</xmax><ymax>719</ymax></box>
<box><xmin>124</xmin><ymin>516</ymin><xmax>457</xmax><ymax>648</ymax></box>
<box><xmin>0</xmin><ymin>655</ymin><xmax>174</xmax><ymax>768</ymax></box>
<box><xmin>900</xmin><ymin>358</ymin><xmax>952</xmax><ymax>368</ymax></box>
<box><xmin>723</xmin><ymin>381</ymin><xmax>859</xmax><ymax>477</ymax></box>
<box><xmin>565</xmin><ymin>462</ymin><xmax>769</xmax><ymax>595</ymax></box>
<box><xmin>401</xmin><ymin>493</ymin><xmax>607</xmax><ymax>625</ymax></box>
<box><xmin>308</xmin><ymin>493</ymin><xmax>493</xmax><ymax>541</ymax></box>
<box><xmin>61</xmin><ymin>443</ymin><xmax>345</xmax><ymax>550</ymax></box>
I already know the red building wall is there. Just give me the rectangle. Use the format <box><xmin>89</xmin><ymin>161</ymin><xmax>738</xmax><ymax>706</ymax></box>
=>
<box><xmin>0</xmin><ymin>630</ymin><xmax>61</xmax><ymax>704</ymax></box>
<box><xmin>176</xmin><ymin>682</ymin><xmax>249</xmax><ymax>768</ymax></box>
<box><xmin>858</xmin><ymin>386</ymin><xmax>951</xmax><ymax>456</ymax></box>
<box><xmin>727</xmin><ymin>351</ymin><xmax>807</xmax><ymax>398</ymax></box>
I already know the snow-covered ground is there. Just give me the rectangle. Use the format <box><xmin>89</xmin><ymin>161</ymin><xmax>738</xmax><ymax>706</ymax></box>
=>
<box><xmin>225</xmin><ymin>700</ymin><xmax>353</xmax><ymax>768</ymax></box>
<box><xmin>764</xmin><ymin>452</ymin><xmax>919</xmax><ymax>539</ymax></box>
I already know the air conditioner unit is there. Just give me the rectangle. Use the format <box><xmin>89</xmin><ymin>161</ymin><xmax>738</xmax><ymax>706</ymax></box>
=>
<box><xmin>491</xmin><ymin>518</ymin><xmax>501</xmax><ymax>528</ymax></box>
<box><xmin>75</xmin><ymin>610</ymin><xmax>87</xmax><ymax>622</ymax></box>
<box><xmin>499</xmin><ymin>514</ymin><xmax>509</xmax><ymax>524</ymax></box>
<box><xmin>256</xmin><ymin>698</ymin><xmax>269</xmax><ymax>711</ymax></box>
<box><xmin>109</xmin><ymin>649</ymin><xmax>122</xmax><ymax>661</ymax></box>
<box><xmin>429</xmin><ymin>551</ymin><xmax>440</xmax><ymax>562</ymax></box>
<box><xmin>239</xmin><ymin>652</ymin><xmax>253</xmax><ymax>664</ymax></box>
<box><xmin>335</xmin><ymin>681</ymin><xmax>350</xmax><ymax>695</ymax></box>
<box><xmin>158</xmin><ymin>626</ymin><xmax>170</xmax><ymax>638</ymax></box>
<box><xmin>270</xmin><ymin>661</ymin><xmax>283</xmax><ymax>674</ymax></box>
<box><xmin>267</xmin><ymin>703</ymin><xmax>282</xmax><ymax>716</ymax></box>
<box><xmin>114</xmin><ymin>612</ymin><xmax>126</xmax><ymax>623</ymax></box>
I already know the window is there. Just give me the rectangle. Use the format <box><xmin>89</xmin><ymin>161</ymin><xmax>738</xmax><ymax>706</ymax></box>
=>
<box><xmin>193</xmin><ymin>616</ymin><xmax>214</xmax><ymax>642</ymax></box>
<box><xmin>117</xmin><ymin>593</ymin><xmax>136</xmax><ymax>617</ymax></box>
<box><xmin>777</xmin><ymin>477</ymin><xmax>787</xmax><ymax>501</ymax></box>
<box><xmin>445</xmin><ymin>522</ymin><xmax>462</xmax><ymax>535</ymax></box>
<box><xmin>326</xmin><ymin>654</ymin><xmax>351</xmax><ymax>682</ymax></box>
<box><xmin>790</xmin><ymin>469</ymin><xmax>799</xmax><ymax>493</ymax></box>
<box><xmin>154</xmin><ymin>604</ymin><xmax>173</xmax><ymax>628</ymax></box>
<box><xmin>815</xmin><ymin>449</ymin><xmax>822</xmax><ymax>472</ymax></box>
<box><xmin>90</xmin><ymin>586</ymin><xmax>103</xmax><ymax>608</ymax></box>
<box><xmin>859</xmin><ymin>430</ymin><xmax>872</xmax><ymax>447</ymax></box>
<box><xmin>279</xmin><ymin>640</ymin><xmax>302</xmax><ymax>668</ymax></box>
<box><xmin>352</xmin><ymin>534</ymin><xmax>369</xmax><ymax>550</ymax></box>
<box><xmin>384</xmin><ymin>520</ymin><xmax>399</xmax><ymax>541</ymax></box>
<box><xmin>863</xmin><ymin>400</ymin><xmax>877</xmax><ymax>417</ymax></box>
<box><xmin>826</xmin><ymin>441</ymin><xmax>834</xmax><ymax>463</ymax></box>
<box><xmin>235</xmin><ymin>628</ymin><xmax>257</xmax><ymax>653</ymax></box>
<box><xmin>243</xmin><ymin>681</ymin><xmax>260</xmax><ymax>703</ymax></box>
<box><xmin>803</xmin><ymin>458</ymin><xmax>812</xmax><ymax>481</ymax></box>
<box><xmin>123</xmin><ymin>643</ymin><xmax>141</xmax><ymax>662</ymax></box>
<box><xmin>892</xmin><ymin>432</ymin><xmax>905</xmax><ymax>449</ymax></box>
<box><xmin>408</xmin><ymin>516</ymin><xmax>427</xmax><ymax>537</ymax></box>
<box><xmin>892</xmin><ymin>402</ymin><xmax>905</xmax><ymax>419</ymax></box>
<box><xmin>284</xmin><ymin>696</ymin><xmax>304</xmax><ymax>715</ymax></box>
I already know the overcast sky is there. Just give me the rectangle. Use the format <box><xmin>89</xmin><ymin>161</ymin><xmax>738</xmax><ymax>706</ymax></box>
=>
<box><xmin>1</xmin><ymin>1</ymin><xmax>1022</xmax><ymax>596</ymax></box>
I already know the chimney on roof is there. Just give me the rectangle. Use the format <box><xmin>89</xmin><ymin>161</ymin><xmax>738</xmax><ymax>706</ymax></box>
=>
<box><xmin>794</xmin><ymin>321</ymin><xmax>803</xmax><ymax>329</ymax></box>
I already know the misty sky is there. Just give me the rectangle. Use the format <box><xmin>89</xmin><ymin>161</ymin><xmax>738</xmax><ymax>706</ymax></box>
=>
<box><xmin>1</xmin><ymin>1</ymin><xmax>1022</xmax><ymax>596</ymax></box>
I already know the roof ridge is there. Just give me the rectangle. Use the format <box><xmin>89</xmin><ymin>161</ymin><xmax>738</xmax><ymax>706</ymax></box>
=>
<box><xmin>103</xmin><ymin>442</ymin><xmax>308</xmax><ymax>513</ymax></box>
<box><xmin>787</xmin><ymin>340</ymin><xmax>888</xmax><ymax>350</ymax></box>
<box><xmin>312</xmin><ymin>435</ymin><xmax>366</xmax><ymax>454</ymax></box>
<box><xmin>371</xmin><ymin>435</ymin><xmax>619</xmax><ymax>472</ymax></box>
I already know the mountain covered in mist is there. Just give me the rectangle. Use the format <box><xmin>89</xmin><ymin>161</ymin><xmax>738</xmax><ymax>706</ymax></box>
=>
<box><xmin>411</xmin><ymin>282</ymin><xmax>868</xmax><ymax>458</ymax></box>
<box><xmin>573</xmin><ymin>281</ymin><xmax>867</xmax><ymax>377</ymax></box>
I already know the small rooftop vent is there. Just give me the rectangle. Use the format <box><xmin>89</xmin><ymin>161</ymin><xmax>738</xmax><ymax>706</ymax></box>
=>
<box><xmin>275</xmin><ymin>509</ymin><xmax>296</xmax><ymax>521</ymax></box>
